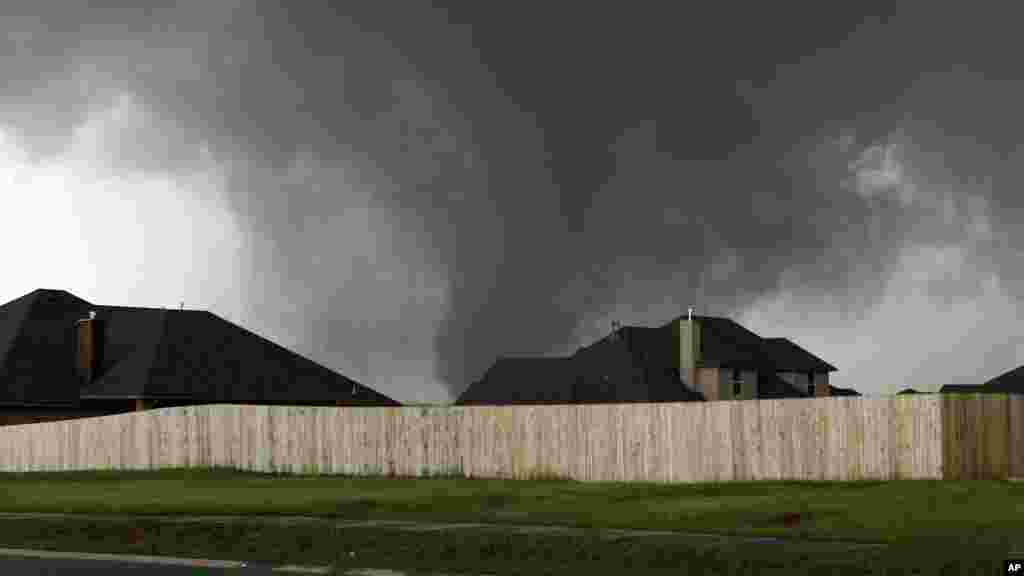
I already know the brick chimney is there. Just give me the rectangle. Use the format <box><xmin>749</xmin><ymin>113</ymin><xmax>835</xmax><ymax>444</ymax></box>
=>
<box><xmin>76</xmin><ymin>311</ymin><xmax>101</xmax><ymax>384</ymax></box>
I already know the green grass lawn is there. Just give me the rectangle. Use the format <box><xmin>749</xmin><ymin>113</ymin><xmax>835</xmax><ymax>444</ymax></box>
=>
<box><xmin>0</xmin><ymin>468</ymin><xmax>1021</xmax><ymax>543</ymax></box>
<box><xmin>0</xmin><ymin>468</ymin><xmax>1019</xmax><ymax>574</ymax></box>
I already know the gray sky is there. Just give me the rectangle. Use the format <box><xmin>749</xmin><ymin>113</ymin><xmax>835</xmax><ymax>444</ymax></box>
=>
<box><xmin>2</xmin><ymin>3</ymin><xmax>1022</xmax><ymax>402</ymax></box>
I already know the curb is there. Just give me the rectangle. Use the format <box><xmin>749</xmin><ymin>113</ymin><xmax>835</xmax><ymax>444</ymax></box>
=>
<box><xmin>0</xmin><ymin>547</ymin><xmax>333</xmax><ymax>573</ymax></box>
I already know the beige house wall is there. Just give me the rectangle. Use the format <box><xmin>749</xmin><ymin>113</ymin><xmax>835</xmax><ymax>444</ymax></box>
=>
<box><xmin>779</xmin><ymin>371</ymin><xmax>832</xmax><ymax>397</ymax></box>
<box><xmin>716</xmin><ymin>368</ymin><xmax>757</xmax><ymax>401</ymax></box>
<box><xmin>691</xmin><ymin>367</ymin><xmax>760</xmax><ymax>401</ymax></box>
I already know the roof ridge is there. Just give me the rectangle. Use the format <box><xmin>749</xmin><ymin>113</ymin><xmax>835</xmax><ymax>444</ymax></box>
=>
<box><xmin>203</xmin><ymin>310</ymin><xmax>370</xmax><ymax>387</ymax></box>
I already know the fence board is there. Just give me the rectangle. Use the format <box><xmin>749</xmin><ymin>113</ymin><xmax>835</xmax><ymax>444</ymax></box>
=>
<box><xmin>1010</xmin><ymin>395</ymin><xmax>1024</xmax><ymax>479</ymax></box>
<box><xmin>0</xmin><ymin>396</ymin><xmax>1011</xmax><ymax>481</ymax></box>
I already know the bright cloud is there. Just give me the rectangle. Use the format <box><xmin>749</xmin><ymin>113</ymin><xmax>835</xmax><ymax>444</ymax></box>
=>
<box><xmin>737</xmin><ymin>130</ymin><xmax>1024</xmax><ymax>395</ymax></box>
<box><xmin>0</xmin><ymin>92</ymin><xmax>247</xmax><ymax>321</ymax></box>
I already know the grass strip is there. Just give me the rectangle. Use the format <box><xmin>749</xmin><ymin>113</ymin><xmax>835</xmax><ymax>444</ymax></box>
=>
<box><xmin>0</xmin><ymin>468</ymin><xmax>1022</xmax><ymax>545</ymax></box>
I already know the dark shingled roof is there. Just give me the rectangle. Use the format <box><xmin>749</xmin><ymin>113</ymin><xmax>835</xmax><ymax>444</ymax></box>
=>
<box><xmin>457</xmin><ymin>324</ymin><xmax>706</xmax><ymax>406</ymax></box>
<box><xmin>939</xmin><ymin>384</ymin><xmax>984</xmax><ymax>394</ymax></box>
<box><xmin>0</xmin><ymin>289</ymin><xmax>94</xmax><ymax>405</ymax></box>
<box><xmin>983</xmin><ymin>365</ymin><xmax>1024</xmax><ymax>394</ymax></box>
<box><xmin>459</xmin><ymin>315</ymin><xmax>838</xmax><ymax>406</ymax></box>
<box><xmin>0</xmin><ymin>289</ymin><xmax>398</xmax><ymax>407</ymax></box>
<box><xmin>460</xmin><ymin>323</ymin><xmax>708</xmax><ymax>403</ymax></box>
<box><xmin>663</xmin><ymin>316</ymin><xmax>836</xmax><ymax>372</ymax></box>
<box><xmin>569</xmin><ymin>326</ymin><xmax>704</xmax><ymax>403</ymax></box>
<box><xmin>457</xmin><ymin>357</ymin><xmax>576</xmax><ymax>405</ymax></box>
<box><xmin>668</xmin><ymin>316</ymin><xmax>765</xmax><ymax>369</ymax></box>
<box><xmin>761</xmin><ymin>338</ymin><xmax>837</xmax><ymax>372</ymax></box>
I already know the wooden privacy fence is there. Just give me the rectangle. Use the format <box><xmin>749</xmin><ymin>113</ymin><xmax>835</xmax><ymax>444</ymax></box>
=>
<box><xmin>0</xmin><ymin>395</ymin><xmax>1021</xmax><ymax>482</ymax></box>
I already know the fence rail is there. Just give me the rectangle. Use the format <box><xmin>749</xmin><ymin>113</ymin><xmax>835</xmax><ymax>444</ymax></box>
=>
<box><xmin>0</xmin><ymin>395</ymin><xmax>1020</xmax><ymax>482</ymax></box>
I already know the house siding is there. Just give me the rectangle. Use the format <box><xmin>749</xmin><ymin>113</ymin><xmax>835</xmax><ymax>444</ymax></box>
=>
<box><xmin>695</xmin><ymin>367</ymin><xmax>719</xmax><ymax>401</ymax></box>
<box><xmin>717</xmin><ymin>368</ymin><xmax>757</xmax><ymax>401</ymax></box>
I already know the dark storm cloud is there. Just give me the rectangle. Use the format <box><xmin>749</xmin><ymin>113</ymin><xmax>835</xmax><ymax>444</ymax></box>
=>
<box><xmin>2</xmin><ymin>1</ymin><xmax>574</xmax><ymax>400</ymax></box>
<box><xmin>4</xmin><ymin>3</ymin><xmax>1023</xmax><ymax>400</ymax></box>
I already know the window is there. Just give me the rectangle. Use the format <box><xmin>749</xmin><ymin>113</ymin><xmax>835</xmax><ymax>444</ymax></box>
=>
<box><xmin>732</xmin><ymin>369</ymin><xmax>742</xmax><ymax>396</ymax></box>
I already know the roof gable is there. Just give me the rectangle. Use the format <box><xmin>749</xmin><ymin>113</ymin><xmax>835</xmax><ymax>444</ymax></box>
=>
<box><xmin>695</xmin><ymin>317</ymin><xmax>769</xmax><ymax>368</ymax></box>
<box><xmin>762</xmin><ymin>338</ymin><xmax>837</xmax><ymax>372</ymax></box>
<box><xmin>144</xmin><ymin>310</ymin><xmax>398</xmax><ymax>405</ymax></box>
<box><xmin>0</xmin><ymin>289</ymin><xmax>398</xmax><ymax>406</ymax></box>
<box><xmin>0</xmin><ymin>289</ymin><xmax>94</xmax><ymax>405</ymax></box>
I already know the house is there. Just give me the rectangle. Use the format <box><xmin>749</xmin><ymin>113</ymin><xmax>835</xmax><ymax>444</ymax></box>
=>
<box><xmin>560</xmin><ymin>324</ymin><xmax>705</xmax><ymax>404</ymax></box>
<box><xmin>828</xmin><ymin>386</ymin><xmax>861</xmax><ymax>397</ymax></box>
<box><xmin>456</xmin><ymin>314</ymin><xmax>840</xmax><ymax>405</ymax></box>
<box><xmin>897</xmin><ymin>388</ymin><xmax>921</xmax><ymax>395</ymax></box>
<box><xmin>933</xmin><ymin>365</ymin><xmax>1024</xmax><ymax>396</ymax></box>
<box><xmin>0</xmin><ymin>289</ymin><xmax>399</xmax><ymax>425</ymax></box>
<box><xmin>668</xmin><ymin>315</ymin><xmax>836</xmax><ymax>401</ymax></box>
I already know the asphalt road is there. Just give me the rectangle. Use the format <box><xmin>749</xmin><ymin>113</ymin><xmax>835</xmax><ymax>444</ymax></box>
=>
<box><xmin>0</xmin><ymin>555</ymin><xmax>279</xmax><ymax>574</ymax></box>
